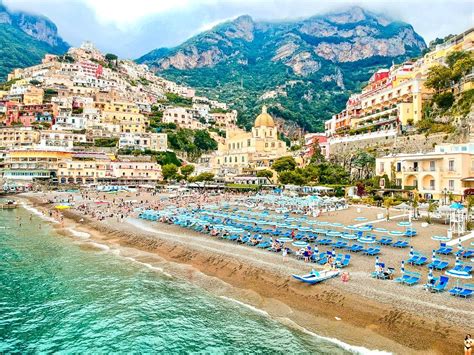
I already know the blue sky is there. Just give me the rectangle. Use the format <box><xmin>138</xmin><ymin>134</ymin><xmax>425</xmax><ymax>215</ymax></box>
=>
<box><xmin>4</xmin><ymin>0</ymin><xmax>473</xmax><ymax>58</ymax></box>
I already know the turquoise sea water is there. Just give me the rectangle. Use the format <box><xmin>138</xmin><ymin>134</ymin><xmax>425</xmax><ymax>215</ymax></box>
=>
<box><xmin>0</xmin><ymin>207</ymin><xmax>351</xmax><ymax>354</ymax></box>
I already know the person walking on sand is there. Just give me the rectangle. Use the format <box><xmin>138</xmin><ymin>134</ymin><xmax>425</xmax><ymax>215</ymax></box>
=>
<box><xmin>465</xmin><ymin>334</ymin><xmax>472</xmax><ymax>355</ymax></box>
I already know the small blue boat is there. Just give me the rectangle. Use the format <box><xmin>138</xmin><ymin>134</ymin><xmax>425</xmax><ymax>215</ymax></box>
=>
<box><xmin>292</xmin><ymin>269</ymin><xmax>340</xmax><ymax>285</ymax></box>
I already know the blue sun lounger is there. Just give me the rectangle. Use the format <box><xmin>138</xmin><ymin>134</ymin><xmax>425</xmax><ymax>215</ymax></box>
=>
<box><xmin>458</xmin><ymin>285</ymin><xmax>473</xmax><ymax>298</ymax></box>
<box><xmin>349</xmin><ymin>244</ymin><xmax>364</xmax><ymax>253</ymax></box>
<box><xmin>436</xmin><ymin>243</ymin><xmax>453</xmax><ymax>255</ymax></box>
<box><xmin>427</xmin><ymin>259</ymin><xmax>449</xmax><ymax>270</ymax></box>
<box><xmin>394</xmin><ymin>274</ymin><xmax>411</xmax><ymax>283</ymax></box>
<box><xmin>449</xmin><ymin>287</ymin><xmax>463</xmax><ymax>296</ymax></box>
<box><xmin>407</xmin><ymin>255</ymin><xmax>421</xmax><ymax>265</ymax></box>
<box><xmin>404</xmin><ymin>273</ymin><xmax>421</xmax><ymax>286</ymax></box>
<box><xmin>363</xmin><ymin>247</ymin><xmax>380</xmax><ymax>256</ymax></box>
<box><xmin>337</xmin><ymin>254</ymin><xmax>351</xmax><ymax>268</ymax></box>
<box><xmin>318</xmin><ymin>238</ymin><xmax>332</xmax><ymax>245</ymax></box>
<box><xmin>393</xmin><ymin>240</ymin><xmax>409</xmax><ymax>248</ymax></box>
<box><xmin>413</xmin><ymin>256</ymin><xmax>428</xmax><ymax>266</ymax></box>
<box><xmin>430</xmin><ymin>276</ymin><xmax>449</xmax><ymax>293</ymax></box>
<box><xmin>333</xmin><ymin>241</ymin><xmax>348</xmax><ymax>249</ymax></box>
<box><xmin>378</xmin><ymin>237</ymin><xmax>393</xmax><ymax>245</ymax></box>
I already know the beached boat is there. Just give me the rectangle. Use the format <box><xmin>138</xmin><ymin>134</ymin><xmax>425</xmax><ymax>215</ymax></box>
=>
<box><xmin>0</xmin><ymin>200</ymin><xmax>17</xmax><ymax>209</ymax></box>
<box><xmin>292</xmin><ymin>269</ymin><xmax>340</xmax><ymax>285</ymax></box>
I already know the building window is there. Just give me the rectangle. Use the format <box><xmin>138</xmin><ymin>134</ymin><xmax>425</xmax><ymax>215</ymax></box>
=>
<box><xmin>429</xmin><ymin>161</ymin><xmax>435</xmax><ymax>171</ymax></box>
<box><xmin>379</xmin><ymin>163</ymin><xmax>385</xmax><ymax>173</ymax></box>
<box><xmin>448</xmin><ymin>160</ymin><xmax>455</xmax><ymax>172</ymax></box>
<box><xmin>429</xmin><ymin>179</ymin><xmax>435</xmax><ymax>190</ymax></box>
<box><xmin>448</xmin><ymin>180</ymin><xmax>455</xmax><ymax>191</ymax></box>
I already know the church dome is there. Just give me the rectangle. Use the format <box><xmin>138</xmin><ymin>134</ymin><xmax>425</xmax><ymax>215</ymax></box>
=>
<box><xmin>254</xmin><ymin>105</ymin><xmax>275</xmax><ymax>127</ymax></box>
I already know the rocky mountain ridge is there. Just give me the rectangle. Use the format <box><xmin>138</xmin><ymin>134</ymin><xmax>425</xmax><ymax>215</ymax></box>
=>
<box><xmin>137</xmin><ymin>7</ymin><xmax>427</xmax><ymax>131</ymax></box>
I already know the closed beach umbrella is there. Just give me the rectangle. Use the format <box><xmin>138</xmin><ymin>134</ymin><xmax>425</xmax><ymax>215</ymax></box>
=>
<box><xmin>458</xmin><ymin>239</ymin><xmax>463</xmax><ymax>250</ymax></box>
<box><xmin>455</xmin><ymin>255</ymin><xmax>461</xmax><ymax>266</ymax></box>
<box><xmin>375</xmin><ymin>256</ymin><xmax>379</xmax><ymax>269</ymax></box>
<box><xmin>432</xmin><ymin>249</ymin><xmax>436</xmax><ymax>262</ymax></box>
<box><xmin>401</xmin><ymin>260</ymin><xmax>405</xmax><ymax>274</ymax></box>
<box><xmin>410</xmin><ymin>246</ymin><xmax>414</xmax><ymax>257</ymax></box>
<box><xmin>428</xmin><ymin>267</ymin><xmax>434</xmax><ymax>283</ymax></box>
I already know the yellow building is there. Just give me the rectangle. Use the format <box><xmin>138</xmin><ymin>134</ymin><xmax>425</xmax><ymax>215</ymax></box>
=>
<box><xmin>0</xmin><ymin>128</ymin><xmax>40</xmax><ymax>149</ymax></box>
<box><xmin>376</xmin><ymin>142</ymin><xmax>474</xmax><ymax>201</ymax></box>
<box><xmin>2</xmin><ymin>149</ymin><xmax>72</xmax><ymax>181</ymax></box>
<box><xmin>210</xmin><ymin>106</ymin><xmax>287</xmax><ymax>177</ymax></box>
<box><xmin>99</xmin><ymin>102</ymin><xmax>148</xmax><ymax>133</ymax></box>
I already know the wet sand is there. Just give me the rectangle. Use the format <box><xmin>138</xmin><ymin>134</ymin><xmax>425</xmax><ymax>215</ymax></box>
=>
<box><xmin>18</xmin><ymin>193</ymin><xmax>472</xmax><ymax>355</ymax></box>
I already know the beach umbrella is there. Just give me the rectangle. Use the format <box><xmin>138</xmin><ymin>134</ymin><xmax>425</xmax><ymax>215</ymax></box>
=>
<box><xmin>397</xmin><ymin>221</ymin><xmax>412</xmax><ymax>227</ymax></box>
<box><xmin>375</xmin><ymin>256</ymin><xmax>379</xmax><ymax>270</ymax></box>
<box><xmin>432</xmin><ymin>249</ymin><xmax>436</xmax><ymax>262</ymax></box>
<box><xmin>409</xmin><ymin>246</ymin><xmax>414</xmax><ymax>257</ymax></box>
<box><xmin>431</xmin><ymin>235</ymin><xmax>451</xmax><ymax>242</ymax></box>
<box><xmin>357</xmin><ymin>226</ymin><xmax>372</xmax><ymax>232</ymax></box>
<box><xmin>341</xmin><ymin>233</ymin><xmax>357</xmax><ymax>240</ymax></box>
<box><xmin>373</xmin><ymin>227</ymin><xmax>388</xmax><ymax>233</ymax></box>
<box><xmin>389</xmin><ymin>230</ymin><xmax>404</xmax><ymax>236</ymax></box>
<box><xmin>401</xmin><ymin>260</ymin><xmax>405</xmax><ymax>274</ymax></box>
<box><xmin>358</xmin><ymin>236</ymin><xmax>376</xmax><ymax>248</ymax></box>
<box><xmin>354</xmin><ymin>217</ymin><xmax>368</xmax><ymax>222</ymax></box>
<box><xmin>277</xmin><ymin>237</ymin><xmax>293</xmax><ymax>243</ymax></box>
<box><xmin>457</xmin><ymin>239</ymin><xmax>463</xmax><ymax>250</ymax></box>
<box><xmin>292</xmin><ymin>241</ymin><xmax>308</xmax><ymax>248</ymax></box>
<box><xmin>344</xmin><ymin>225</ymin><xmax>358</xmax><ymax>231</ymax></box>
<box><xmin>445</xmin><ymin>268</ymin><xmax>472</xmax><ymax>288</ymax></box>
<box><xmin>327</xmin><ymin>230</ymin><xmax>342</xmax><ymax>238</ymax></box>
<box><xmin>331</xmin><ymin>222</ymin><xmax>345</xmax><ymax>228</ymax></box>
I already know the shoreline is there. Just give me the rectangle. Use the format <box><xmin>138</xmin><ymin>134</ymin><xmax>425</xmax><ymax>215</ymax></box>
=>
<box><xmin>17</xmin><ymin>194</ymin><xmax>469</xmax><ymax>355</ymax></box>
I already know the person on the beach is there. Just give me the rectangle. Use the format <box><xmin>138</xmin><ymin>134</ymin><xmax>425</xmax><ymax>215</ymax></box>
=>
<box><xmin>465</xmin><ymin>334</ymin><xmax>472</xmax><ymax>355</ymax></box>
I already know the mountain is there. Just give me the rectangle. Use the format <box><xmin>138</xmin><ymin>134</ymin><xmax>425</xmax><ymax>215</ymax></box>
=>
<box><xmin>0</xmin><ymin>3</ymin><xmax>69</xmax><ymax>80</ymax></box>
<box><xmin>137</xmin><ymin>7</ymin><xmax>426</xmax><ymax>132</ymax></box>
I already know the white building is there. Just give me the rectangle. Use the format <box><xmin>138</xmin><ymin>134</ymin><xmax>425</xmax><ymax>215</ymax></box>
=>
<box><xmin>118</xmin><ymin>132</ymin><xmax>168</xmax><ymax>152</ymax></box>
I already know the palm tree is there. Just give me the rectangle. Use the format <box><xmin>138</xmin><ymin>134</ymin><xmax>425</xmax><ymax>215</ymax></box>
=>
<box><xmin>427</xmin><ymin>201</ymin><xmax>438</xmax><ymax>224</ymax></box>
<box><xmin>383</xmin><ymin>196</ymin><xmax>395</xmax><ymax>221</ymax></box>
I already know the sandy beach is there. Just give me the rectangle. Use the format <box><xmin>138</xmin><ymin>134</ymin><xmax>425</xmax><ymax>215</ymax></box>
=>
<box><xmin>17</xmin><ymin>191</ymin><xmax>472</xmax><ymax>355</ymax></box>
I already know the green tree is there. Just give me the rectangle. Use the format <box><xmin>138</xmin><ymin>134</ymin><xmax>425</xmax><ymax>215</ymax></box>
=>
<box><xmin>446</xmin><ymin>51</ymin><xmax>470</xmax><ymax>69</ymax></box>
<box><xmin>278</xmin><ymin>170</ymin><xmax>306</xmax><ymax>185</ymax></box>
<box><xmin>193</xmin><ymin>172</ymin><xmax>215</xmax><ymax>182</ymax></box>
<box><xmin>180</xmin><ymin>164</ymin><xmax>195</xmax><ymax>180</ymax></box>
<box><xmin>256</xmin><ymin>169</ymin><xmax>274</xmax><ymax>180</ymax></box>
<box><xmin>426</xmin><ymin>201</ymin><xmax>438</xmax><ymax>224</ymax></box>
<box><xmin>272</xmin><ymin>156</ymin><xmax>297</xmax><ymax>172</ymax></box>
<box><xmin>162</xmin><ymin>163</ymin><xmax>179</xmax><ymax>181</ymax></box>
<box><xmin>309</xmin><ymin>142</ymin><xmax>325</xmax><ymax>164</ymax></box>
<box><xmin>194</xmin><ymin>130</ymin><xmax>218</xmax><ymax>151</ymax></box>
<box><xmin>452</xmin><ymin>55</ymin><xmax>474</xmax><ymax>82</ymax></box>
<box><xmin>425</xmin><ymin>65</ymin><xmax>453</xmax><ymax>94</ymax></box>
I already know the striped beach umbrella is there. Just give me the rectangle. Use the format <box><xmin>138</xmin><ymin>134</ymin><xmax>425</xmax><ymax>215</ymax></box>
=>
<box><xmin>355</xmin><ymin>217</ymin><xmax>368</xmax><ymax>222</ymax></box>
<box><xmin>389</xmin><ymin>230</ymin><xmax>404</xmax><ymax>236</ymax></box>
<box><xmin>277</xmin><ymin>237</ymin><xmax>293</xmax><ymax>243</ymax></box>
<box><xmin>327</xmin><ymin>230</ymin><xmax>342</xmax><ymax>238</ymax></box>
<box><xmin>292</xmin><ymin>241</ymin><xmax>308</xmax><ymax>248</ymax></box>
<box><xmin>397</xmin><ymin>221</ymin><xmax>411</xmax><ymax>227</ymax></box>
<box><xmin>373</xmin><ymin>227</ymin><xmax>388</xmax><ymax>233</ymax></box>
<box><xmin>445</xmin><ymin>268</ymin><xmax>472</xmax><ymax>288</ymax></box>
<box><xmin>431</xmin><ymin>235</ymin><xmax>451</xmax><ymax>242</ymax></box>
<box><xmin>341</xmin><ymin>233</ymin><xmax>357</xmax><ymax>240</ymax></box>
